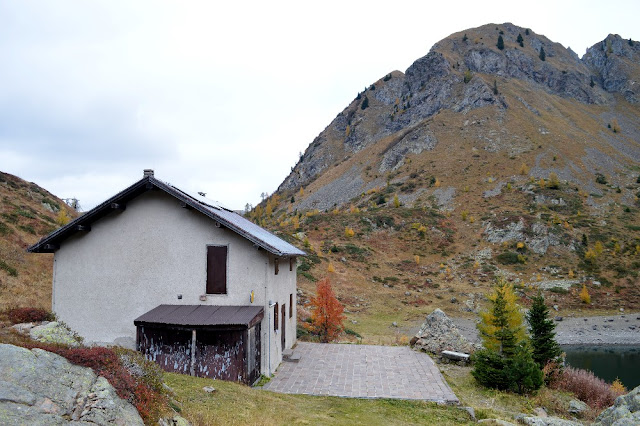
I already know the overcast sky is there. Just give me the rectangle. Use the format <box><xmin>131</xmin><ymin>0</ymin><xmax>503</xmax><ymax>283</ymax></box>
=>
<box><xmin>1</xmin><ymin>1</ymin><xmax>639</xmax><ymax>211</ymax></box>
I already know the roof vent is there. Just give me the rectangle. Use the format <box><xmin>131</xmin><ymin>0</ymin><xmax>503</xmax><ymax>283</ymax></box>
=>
<box><xmin>143</xmin><ymin>169</ymin><xmax>154</xmax><ymax>177</ymax></box>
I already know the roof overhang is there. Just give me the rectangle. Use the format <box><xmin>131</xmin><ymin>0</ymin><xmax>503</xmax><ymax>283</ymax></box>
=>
<box><xmin>27</xmin><ymin>175</ymin><xmax>306</xmax><ymax>257</ymax></box>
<box><xmin>134</xmin><ymin>305</ymin><xmax>264</xmax><ymax>329</ymax></box>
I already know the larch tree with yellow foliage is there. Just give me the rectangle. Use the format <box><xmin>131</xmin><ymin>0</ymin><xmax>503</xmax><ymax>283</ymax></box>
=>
<box><xmin>56</xmin><ymin>209</ymin><xmax>71</xmax><ymax>226</ymax></box>
<box><xmin>477</xmin><ymin>278</ymin><xmax>526</xmax><ymax>355</ymax></box>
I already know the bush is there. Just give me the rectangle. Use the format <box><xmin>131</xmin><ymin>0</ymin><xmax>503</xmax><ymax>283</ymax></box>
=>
<box><xmin>472</xmin><ymin>349</ymin><xmax>510</xmax><ymax>390</ymax></box>
<box><xmin>550</xmin><ymin>366</ymin><xmax>622</xmax><ymax>409</ymax></box>
<box><xmin>595</xmin><ymin>173</ymin><xmax>607</xmax><ymax>185</ymax></box>
<box><xmin>497</xmin><ymin>35</ymin><xmax>504</xmax><ymax>50</ymax></box>
<box><xmin>7</xmin><ymin>307</ymin><xmax>55</xmax><ymax>324</ymax></box>
<box><xmin>539</xmin><ymin>46</ymin><xmax>546</xmax><ymax>61</ymax></box>
<box><xmin>496</xmin><ymin>251</ymin><xmax>522</xmax><ymax>265</ymax></box>
<box><xmin>472</xmin><ymin>344</ymin><xmax>542</xmax><ymax>394</ymax></box>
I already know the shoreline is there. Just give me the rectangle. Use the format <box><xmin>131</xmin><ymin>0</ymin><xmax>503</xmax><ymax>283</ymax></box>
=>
<box><xmin>451</xmin><ymin>313</ymin><xmax>640</xmax><ymax>346</ymax></box>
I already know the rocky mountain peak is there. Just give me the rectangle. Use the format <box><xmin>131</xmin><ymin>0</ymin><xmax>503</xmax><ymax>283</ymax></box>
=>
<box><xmin>276</xmin><ymin>23</ymin><xmax>640</xmax><ymax>215</ymax></box>
<box><xmin>583</xmin><ymin>33</ymin><xmax>640</xmax><ymax>103</ymax></box>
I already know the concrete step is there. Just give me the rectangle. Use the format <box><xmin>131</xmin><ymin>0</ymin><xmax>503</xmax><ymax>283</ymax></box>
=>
<box><xmin>283</xmin><ymin>349</ymin><xmax>301</xmax><ymax>363</ymax></box>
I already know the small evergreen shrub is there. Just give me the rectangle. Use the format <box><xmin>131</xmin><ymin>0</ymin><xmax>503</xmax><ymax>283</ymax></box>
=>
<box><xmin>497</xmin><ymin>35</ymin><xmax>504</xmax><ymax>50</ymax></box>
<box><xmin>517</xmin><ymin>33</ymin><xmax>524</xmax><ymax>47</ymax></box>
<box><xmin>539</xmin><ymin>46</ymin><xmax>546</xmax><ymax>61</ymax></box>
<box><xmin>496</xmin><ymin>251</ymin><xmax>521</xmax><ymax>264</ymax></box>
<box><xmin>463</xmin><ymin>70</ymin><xmax>473</xmax><ymax>84</ymax></box>
<box><xmin>595</xmin><ymin>173</ymin><xmax>607</xmax><ymax>185</ymax></box>
<box><xmin>471</xmin><ymin>349</ymin><xmax>509</xmax><ymax>390</ymax></box>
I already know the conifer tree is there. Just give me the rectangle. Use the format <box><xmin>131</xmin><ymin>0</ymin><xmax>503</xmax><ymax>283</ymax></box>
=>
<box><xmin>517</xmin><ymin>33</ymin><xmax>524</xmax><ymax>47</ymax></box>
<box><xmin>539</xmin><ymin>46</ymin><xmax>546</xmax><ymax>61</ymax></box>
<box><xmin>497</xmin><ymin>35</ymin><xmax>504</xmax><ymax>50</ymax></box>
<box><xmin>477</xmin><ymin>278</ymin><xmax>525</xmax><ymax>354</ymax></box>
<box><xmin>507</xmin><ymin>342</ymin><xmax>543</xmax><ymax>393</ymax></box>
<box><xmin>472</xmin><ymin>278</ymin><xmax>542</xmax><ymax>394</ymax></box>
<box><xmin>527</xmin><ymin>293</ymin><xmax>562</xmax><ymax>368</ymax></box>
<box><xmin>361</xmin><ymin>96</ymin><xmax>369</xmax><ymax>110</ymax></box>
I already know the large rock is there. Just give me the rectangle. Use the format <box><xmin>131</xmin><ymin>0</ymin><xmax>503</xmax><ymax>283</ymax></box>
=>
<box><xmin>0</xmin><ymin>343</ymin><xmax>143</xmax><ymax>425</ymax></box>
<box><xmin>594</xmin><ymin>385</ymin><xmax>640</xmax><ymax>426</ymax></box>
<box><xmin>515</xmin><ymin>415</ymin><xmax>582</xmax><ymax>426</ymax></box>
<box><xmin>29</xmin><ymin>321</ymin><xmax>82</xmax><ymax>347</ymax></box>
<box><xmin>411</xmin><ymin>309</ymin><xmax>479</xmax><ymax>354</ymax></box>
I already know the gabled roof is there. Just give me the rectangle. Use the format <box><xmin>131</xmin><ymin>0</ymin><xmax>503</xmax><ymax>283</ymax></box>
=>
<box><xmin>27</xmin><ymin>173</ymin><xmax>306</xmax><ymax>257</ymax></box>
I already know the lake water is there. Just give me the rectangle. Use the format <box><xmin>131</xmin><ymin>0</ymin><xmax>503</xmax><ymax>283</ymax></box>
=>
<box><xmin>563</xmin><ymin>345</ymin><xmax>640</xmax><ymax>390</ymax></box>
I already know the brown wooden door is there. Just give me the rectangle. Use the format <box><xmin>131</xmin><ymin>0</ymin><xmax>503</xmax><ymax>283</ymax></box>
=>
<box><xmin>281</xmin><ymin>304</ymin><xmax>286</xmax><ymax>350</ymax></box>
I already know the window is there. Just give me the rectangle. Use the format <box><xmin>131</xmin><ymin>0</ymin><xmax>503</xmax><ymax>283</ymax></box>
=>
<box><xmin>274</xmin><ymin>302</ymin><xmax>279</xmax><ymax>331</ymax></box>
<box><xmin>289</xmin><ymin>294</ymin><xmax>293</xmax><ymax>318</ymax></box>
<box><xmin>206</xmin><ymin>246</ymin><xmax>227</xmax><ymax>294</ymax></box>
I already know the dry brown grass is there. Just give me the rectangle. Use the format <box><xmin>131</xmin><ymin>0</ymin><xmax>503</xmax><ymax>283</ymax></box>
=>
<box><xmin>0</xmin><ymin>171</ymin><xmax>77</xmax><ymax>311</ymax></box>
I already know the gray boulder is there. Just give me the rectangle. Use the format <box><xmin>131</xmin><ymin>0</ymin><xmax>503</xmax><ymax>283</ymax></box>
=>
<box><xmin>0</xmin><ymin>343</ymin><xmax>143</xmax><ymax>425</ymax></box>
<box><xmin>411</xmin><ymin>308</ymin><xmax>479</xmax><ymax>354</ymax></box>
<box><xmin>594</xmin><ymin>385</ymin><xmax>640</xmax><ymax>426</ymax></box>
<box><xmin>568</xmin><ymin>399</ymin><xmax>588</xmax><ymax>415</ymax></box>
<box><xmin>29</xmin><ymin>321</ymin><xmax>82</xmax><ymax>347</ymax></box>
<box><xmin>515</xmin><ymin>415</ymin><xmax>582</xmax><ymax>426</ymax></box>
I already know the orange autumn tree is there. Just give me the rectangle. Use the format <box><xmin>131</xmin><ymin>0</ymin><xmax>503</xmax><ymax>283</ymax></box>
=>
<box><xmin>307</xmin><ymin>278</ymin><xmax>345</xmax><ymax>342</ymax></box>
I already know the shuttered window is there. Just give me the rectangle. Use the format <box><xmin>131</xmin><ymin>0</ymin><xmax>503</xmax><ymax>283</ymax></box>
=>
<box><xmin>274</xmin><ymin>302</ymin><xmax>279</xmax><ymax>331</ymax></box>
<box><xmin>206</xmin><ymin>246</ymin><xmax>227</xmax><ymax>294</ymax></box>
<box><xmin>289</xmin><ymin>294</ymin><xmax>293</xmax><ymax>318</ymax></box>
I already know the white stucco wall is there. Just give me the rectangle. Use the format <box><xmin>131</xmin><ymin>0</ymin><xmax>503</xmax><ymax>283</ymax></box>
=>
<box><xmin>51</xmin><ymin>190</ymin><xmax>296</xmax><ymax>375</ymax></box>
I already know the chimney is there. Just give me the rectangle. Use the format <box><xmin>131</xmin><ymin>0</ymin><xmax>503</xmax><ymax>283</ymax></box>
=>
<box><xmin>143</xmin><ymin>169</ymin><xmax>154</xmax><ymax>178</ymax></box>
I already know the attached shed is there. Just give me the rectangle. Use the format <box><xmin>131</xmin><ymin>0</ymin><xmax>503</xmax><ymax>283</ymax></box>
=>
<box><xmin>134</xmin><ymin>305</ymin><xmax>264</xmax><ymax>385</ymax></box>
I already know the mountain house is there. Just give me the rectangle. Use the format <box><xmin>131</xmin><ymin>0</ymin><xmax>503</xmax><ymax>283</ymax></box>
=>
<box><xmin>28</xmin><ymin>169</ymin><xmax>305</xmax><ymax>384</ymax></box>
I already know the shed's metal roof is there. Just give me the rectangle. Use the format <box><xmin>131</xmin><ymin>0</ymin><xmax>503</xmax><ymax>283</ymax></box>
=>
<box><xmin>27</xmin><ymin>174</ymin><xmax>305</xmax><ymax>257</ymax></box>
<box><xmin>134</xmin><ymin>304</ymin><xmax>264</xmax><ymax>328</ymax></box>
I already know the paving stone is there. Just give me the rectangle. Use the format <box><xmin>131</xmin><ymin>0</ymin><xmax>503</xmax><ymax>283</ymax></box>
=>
<box><xmin>262</xmin><ymin>342</ymin><xmax>458</xmax><ymax>403</ymax></box>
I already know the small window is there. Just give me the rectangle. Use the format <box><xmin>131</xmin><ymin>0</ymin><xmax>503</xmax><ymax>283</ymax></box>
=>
<box><xmin>274</xmin><ymin>302</ymin><xmax>279</xmax><ymax>331</ymax></box>
<box><xmin>206</xmin><ymin>246</ymin><xmax>227</xmax><ymax>294</ymax></box>
<box><xmin>289</xmin><ymin>294</ymin><xmax>293</xmax><ymax>318</ymax></box>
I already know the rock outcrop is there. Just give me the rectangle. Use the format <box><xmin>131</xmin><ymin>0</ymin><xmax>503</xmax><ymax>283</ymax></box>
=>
<box><xmin>411</xmin><ymin>308</ymin><xmax>479</xmax><ymax>354</ymax></box>
<box><xmin>594</xmin><ymin>384</ymin><xmax>640</xmax><ymax>425</ymax></box>
<box><xmin>0</xmin><ymin>343</ymin><xmax>143</xmax><ymax>425</ymax></box>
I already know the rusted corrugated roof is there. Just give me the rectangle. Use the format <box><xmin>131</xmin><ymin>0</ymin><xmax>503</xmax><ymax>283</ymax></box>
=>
<box><xmin>134</xmin><ymin>304</ymin><xmax>264</xmax><ymax>328</ymax></box>
<box><xmin>28</xmin><ymin>173</ymin><xmax>306</xmax><ymax>257</ymax></box>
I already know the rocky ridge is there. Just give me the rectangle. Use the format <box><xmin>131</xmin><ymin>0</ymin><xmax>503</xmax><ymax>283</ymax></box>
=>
<box><xmin>278</xmin><ymin>23</ymin><xmax>639</xmax><ymax>205</ymax></box>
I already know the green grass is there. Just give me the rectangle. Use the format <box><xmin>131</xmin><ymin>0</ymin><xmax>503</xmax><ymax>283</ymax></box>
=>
<box><xmin>164</xmin><ymin>373</ymin><xmax>471</xmax><ymax>425</ymax></box>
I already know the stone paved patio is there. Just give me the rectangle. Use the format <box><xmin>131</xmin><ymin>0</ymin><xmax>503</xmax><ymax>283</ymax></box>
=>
<box><xmin>262</xmin><ymin>342</ymin><xmax>458</xmax><ymax>403</ymax></box>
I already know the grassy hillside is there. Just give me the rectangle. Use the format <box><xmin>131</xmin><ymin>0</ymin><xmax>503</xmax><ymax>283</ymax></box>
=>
<box><xmin>0</xmin><ymin>171</ymin><xmax>77</xmax><ymax>311</ymax></box>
